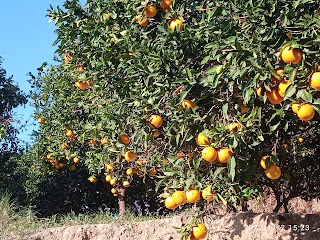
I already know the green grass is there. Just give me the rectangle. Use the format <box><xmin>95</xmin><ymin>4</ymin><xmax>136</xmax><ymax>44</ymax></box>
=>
<box><xmin>0</xmin><ymin>192</ymin><xmax>194</xmax><ymax>240</ymax></box>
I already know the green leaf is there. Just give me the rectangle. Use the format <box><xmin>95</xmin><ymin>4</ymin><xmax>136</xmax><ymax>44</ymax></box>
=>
<box><xmin>228</xmin><ymin>156</ymin><xmax>236</xmax><ymax>181</ymax></box>
<box><xmin>211</xmin><ymin>167</ymin><xmax>226</xmax><ymax>180</ymax></box>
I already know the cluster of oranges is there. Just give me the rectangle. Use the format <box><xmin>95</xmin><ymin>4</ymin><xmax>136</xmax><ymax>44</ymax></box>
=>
<box><xmin>256</xmin><ymin>44</ymin><xmax>317</xmax><ymax>122</ymax></box>
<box><xmin>138</xmin><ymin>1</ymin><xmax>183</xmax><ymax>30</ymax></box>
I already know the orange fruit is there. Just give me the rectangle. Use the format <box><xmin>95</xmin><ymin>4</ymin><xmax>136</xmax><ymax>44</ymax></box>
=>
<box><xmin>73</xmin><ymin>157</ymin><xmax>80</xmax><ymax>164</ymax></box>
<box><xmin>160</xmin><ymin>0</ymin><xmax>172</xmax><ymax>10</ymax></box>
<box><xmin>38</xmin><ymin>117</ymin><xmax>45</xmax><ymax>123</ymax></box>
<box><xmin>70</xmin><ymin>165</ymin><xmax>76</xmax><ymax>171</ymax></box>
<box><xmin>164</xmin><ymin>196</ymin><xmax>177</xmax><ymax>210</ymax></box>
<box><xmin>106</xmin><ymin>164</ymin><xmax>114</xmax><ymax>171</ymax></box>
<box><xmin>217</xmin><ymin>147</ymin><xmax>232</xmax><ymax>163</ymax></box>
<box><xmin>110</xmin><ymin>178</ymin><xmax>117</xmax><ymax>186</ymax></box>
<box><xmin>265</xmin><ymin>165</ymin><xmax>281</xmax><ymax>180</ymax></box>
<box><xmin>266</xmin><ymin>88</ymin><xmax>283</xmax><ymax>104</ymax></box>
<box><xmin>144</xmin><ymin>5</ymin><xmax>157</xmax><ymax>17</ymax></box>
<box><xmin>149</xmin><ymin>115</ymin><xmax>163</xmax><ymax>128</ymax></box>
<box><xmin>172</xmin><ymin>191</ymin><xmax>187</xmax><ymax>206</ymax></box>
<box><xmin>202</xmin><ymin>186</ymin><xmax>215</xmax><ymax>201</ymax></box>
<box><xmin>186</xmin><ymin>189</ymin><xmax>201</xmax><ymax>203</ymax></box>
<box><xmin>66</xmin><ymin>130</ymin><xmax>73</xmax><ymax>137</ymax></box>
<box><xmin>101</xmin><ymin>137</ymin><xmax>108</xmax><ymax>145</ymax></box>
<box><xmin>152</xmin><ymin>130</ymin><xmax>161</xmax><ymax>137</ymax></box>
<box><xmin>59</xmin><ymin>163</ymin><xmax>65</xmax><ymax>169</ymax></box>
<box><xmin>309</xmin><ymin>72</ymin><xmax>320</xmax><ymax>90</ymax></box>
<box><xmin>227</xmin><ymin>122</ymin><xmax>241</xmax><ymax>132</ymax></box>
<box><xmin>111</xmin><ymin>188</ymin><xmax>117</xmax><ymax>194</ymax></box>
<box><xmin>297</xmin><ymin>104</ymin><xmax>315</xmax><ymax>121</ymax></box>
<box><xmin>88</xmin><ymin>176</ymin><xmax>97</xmax><ymax>183</ymax></box>
<box><xmin>105</xmin><ymin>175</ymin><xmax>112</xmax><ymax>182</ymax></box>
<box><xmin>189</xmin><ymin>234</ymin><xmax>198</xmax><ymax>240</ymax></box>
<box><xmin>170</xmin><ymin>19</ymin><xmax>183</xmax><ymax>30</ymax></box>
<box><xmin>148</xmin><ymin>168</ymin><xmax>157</xmax><ymax>176</ymax></box>
<box><xmin>298</xmin><ymin>137</ymin><xmax>304</xmax><ymax>143</ymax></box>
<box><xmin>192</xmin><ymin>224</ymin><xmax>207</xmax><ymax>239</ymax></box>
<box><xmin>124</xmin><ymin>151</ymin><xmax>137</xmax><ymax>162</ymax></box>
<box><xmin>119</xmin><ymin>134</ymin><xmax>130</xmax><ymax>145</ymax></box>
<box><xmin>89</xmin><ymin>139</ymin><xmax>96</xmax><ymax>145</ymax></box>
<box><xmin>260</xmin><ymin>155</ymin><xmax>271</xmax><ymax>169</ymax></box>
<box><xmin>195</xmin><ymin>132</ymin><xmax>210</xmax><ymax>146</ymax></box>
<box><xmin>126</xmin><ymin>168</ymin><xmax>133</xmax><ymax>176</ymax></box>
<box><xmin>77</xmin><ymin>65</ymin><xmax>85</xmax><ymax>73</ymax></box>
<box><xmin>176</xmin><ymin>151</ymin><xmax>185</xmax><ymax>159</ymax></box>
<box><xmin>61</xmin><ymin>142</ymin><xmax>68</xmax><ymax>150</ymax></box>
<box><xmin>75</xmin><ymin>81</ymin><xmax>90</xmax><ymax>90</ymax></box>
<box><xmin>54</xmin><ymin>164</ymin><xmax>61</xmax><ymax>170</ymax></box>
<box><xmin>278</xmin><ymin>80</ymin><xmax>292</xmax><ymax>97</ymax></box>
<box><xmin>271</xmin><ymin>67</ymin><xmax>284</xmax><ymax>84</ymax></box>
<box><xmin>201</xmin><ymin>146</ymin><xmax>217</xmax><ymax>162</ymax></box>
<box><xmin>123</xmin><ymin>180</ymin><xmax>130</xmax><ymax>188</ymax></box>
<box><xmin>182</xmin><ymin>99</ymin><xmax>196</xmax><ymax>109</ymax></box>
<box><xmin>139</xmin><ymin>18</ymin><xmax>149</xmax><ymax>27</ymax></box>
<box><xmin>256</xmin><ymin>86</ymin><xmax>264</xmax><ymax>97</ymax></box>
<box><xmin>281</xmin><ymin>46</ymin><xmax>303</xmax><ymax>64</ymax></box>
<box><xmin>291</xmin><ymin>102</ymin><xmax>301</xmax><ymax>114</ymax></box>
<box><xmin>64</xmin><ymin>52</ymin><xmax>72</xmax><ymax>62</ymax></box>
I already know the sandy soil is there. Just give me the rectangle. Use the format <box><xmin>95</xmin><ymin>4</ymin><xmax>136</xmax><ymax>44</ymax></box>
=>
<box><xmin>27</xmin><ymin>213</ymin><xmax>320</xmax><ymax>240</ymax></box>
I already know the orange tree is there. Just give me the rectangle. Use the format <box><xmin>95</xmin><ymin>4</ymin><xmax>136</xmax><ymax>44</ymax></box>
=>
<box><xmin>30</xmin><ymin>0</ymin><xmax>320</xmax><ymax>221</ymax></box>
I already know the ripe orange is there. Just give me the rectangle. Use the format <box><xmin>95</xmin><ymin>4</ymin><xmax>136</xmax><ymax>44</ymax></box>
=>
<box><xmin>61</xmin><ymin>142</ymin><xmax>68</xmax><ymax>150</ymax></box>
<box><xmin>170</xmin><ymin>19</ymin><xmax>183</xmax><ymax>30</ymax></box>
<box><xmin>149</xmin><ymin>115</ymin><xmax>163</xmax><ymax>128</ymax></box>
<box><xmin>75</xmin><ymin>81</ymin><xmax>90</xmax><ymax>90</ymax></box>
<box><xmin>298</xmin><ymin>137</ymin><xmax>304</xmax><ymax>143</ymax></box>
<box><xmin>182</xmin><ymin>99</ymin><xmax>196</xmax><ymax>109</ymax></box>
<box><xmin>77</xmin><ymin>65</ymin><xmax>85</xmax><ymax>73</ymax></box>
<box><xmin>189</xmin><ymin>234</ymin><xmax>198</xmax><ymax>240</ymax></box>
<box><xmin>192</xmin><ymin>224</ymin><xmax>207</xmax><ymax>239</ymax></box>
<box><xmin>38</xmin><ymin>117</ymin><xmax>45</xmax><ymax>123</ymax></box>
<box><xmin>164</xmin><ymin>196</ymin><xmax>177</xmax><ymax>210</ymax></box>
<box><xmin>160</xmin><ymin>0</ymin><xmax>172</xmax><ymax>10</ymax></box>
<box><xmin>89</xmin><ymin>139</ymin><xmax>96</xmax><ymax>145</ymax></box>
<box><xmin>59</xmin><ymin>163</ymin><xmax>65</xmax><ymax>169</ymax></box>
<box><xmin>260</xmin><ymin>155</ymin><xmax>271</xmax><ymax>169</ymax></box>
<box><xmin>88</xmin><ymin>176</ymin><xmax>97</xmax><ymax>183</ymax></box>
<box><xmin>64</xmin><ymin>52</ymin><xmax>72</xmax><ymax>62</ymax></box>
<box><xmin>201</xmin><ymin>146</ymin><xmax>217</xmax><ymax>162</ymax></box>
<box><xmin>172</xmin><ymin>191</ymin><xmax>187</xmax><ymax>206</ymax></box>
<box><xmin>271</xmin><ymin>67</ymin><xmax>284</xmax><ymax>84</ymax></box>
<box><xmin>144</xmin><ymin>5</ymin><xmax>157</xmax><ymax>17</ymax></box>
<box><xmin>101</xmin><ymin>137</ymin><xmax>108</xmax><ymax>145</ymax></box>
<box><xmin>123</xmin><ymin>180</ymin><xmax>130</xmax><ymax>188</ymax></box>
<box><xmin>73</xmin><ymin>157</ymin><xmax>80</xmax><ymax>164</ymax></box>
<box><xmin>124</xmin><ymin>151</ymin><xmax>137</xmax><ymax>162</ymax></box>
<box><xmin>126</xmin><ymin>168</ymin><xmax>133</xmax><ymax>176</ymax></box>
<box><xmin>256</xmin><ymin>86</ymin><xmax>263</xmax><ymax>97</ymax></box>
<box><xmin>66</xmin><ymin>130</ymin><xmax>73</xmax><ymax>137</ymax></box>
<box><xmin>266</xmin><ymin>88</ymin><xmax>283</xmax><ymax>104</ymax></box>
<box><xmin>152</xmin><ymin>130</ymin><xmax>161</xmax><ymax>137</ymax></box>
<box><xmin>110</xmin><ymin>178</ymin><xmax>117</xmax><ymax>186</ymax></box>
<box><xmin>227</xmin><ymin>122</ymin><xmax>241</xmax><ymax>132</ymax></box>
<box><xmin>105</xmin><ymin>174</ymin><xmax>112</xmax><ymax>182</ymax></box>
<box><xmin>265</xmin><ymin>165</ymin><xmax>281</xmax><ymax>180</ymax></box>
<box><xmin>309</xmin><ymin>72</ymin><xmax>320</xmax><ymax>90</ymax></box>
<box><xmin>111</xmin><ymin>188</ymin><xmax>117</xmax><ymax>194</ymax></box>
<box><xmin>297</xmin><ymin>104</ymin><xmax>315</xmax><ymax>121</ymax></box>
<box><xmin>139</xmin><ymin>18</ymin><xmax>149</xmax><ymax>27</ymax></box>
<box><xmin>278</xmin><ymin>80</ymin><xmax>292</xmax><ymax>97</ymax></box>
<box><xmin>176</xmin><ymin>151</ymin><xmax>185</xmax><ymax>159</ymax></box>
<box><xmin>54</xmin><ymin>164</ymin><xmax>61</xmax><ymax>170</ymax></box>
<box><xmin>195</xmin><ymin>132</ymin><xmax>210</xmax><ymax>146</ymax></box>
<box><xmin>70</xmin><ymin>165</ymin><xmax>76</xmax><ymax>171</ymax></box>
<box><xmin>291</xmin><ymin>102</ymin><xmax>301</xmax><ymax>114</ymax></box>
<box><xmin>217</xmin><ymin>147</ymin><xmax>232</xmax><ymax>163</ymax></box>
<box><xmin>186</xmin><ymin>189</ymin><xmax>201</xmax><ymax>203</ymax></box>
<box><xmin>148</xmin><ymin>168</ymin><xmax>157</xmax><ymax>176</ymax></box>
<box><xmin>119</xmin><ymin>134</ymin><xmax>130</xmax><ymax>145</ymax></box>
<box><xmin>202</xmin><ymin>186</ymin><xmax>214</xmax><ymax>201</ymax></box>
<box><xmin>281</xmin><ymin>46</ymin><xmax>303</xmax><ymax>64</ymax></box>
<box><xmin>106</xmin><ymin>164</ymin><xmax>114</xmax><ymax>171</ymax></box>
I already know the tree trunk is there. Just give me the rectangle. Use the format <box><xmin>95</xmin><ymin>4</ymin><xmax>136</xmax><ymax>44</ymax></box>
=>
<box><xmin>118</xmin><ymin>186</ymin><xmax>126</xmax><ymax>220</ymax></box>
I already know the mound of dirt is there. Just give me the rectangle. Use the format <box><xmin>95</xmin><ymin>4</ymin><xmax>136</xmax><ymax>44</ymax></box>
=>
<box><xmin>28</xmin><ymin>213</ymin><xmax>320</xmax><ymax>240</ymax></box>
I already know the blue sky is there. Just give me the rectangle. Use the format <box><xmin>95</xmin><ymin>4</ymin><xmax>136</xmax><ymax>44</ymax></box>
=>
<box><xmin>0</xmin><ymin>1</ymin><xmax>84</xmax><ymax>145</ymax></box>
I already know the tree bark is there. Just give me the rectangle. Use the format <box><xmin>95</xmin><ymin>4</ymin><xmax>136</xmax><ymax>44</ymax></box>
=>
<box><xmin>118</xmin><ymin>186</ymin><xmax>126</xmax><ymax>220</ymax></box>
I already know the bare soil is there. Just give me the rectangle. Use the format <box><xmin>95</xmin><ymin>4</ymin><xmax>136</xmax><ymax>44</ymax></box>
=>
<box><xmin>28</xmin><ymin>213</ymin><xmax>320</xmax><ymax>240</ymax></box>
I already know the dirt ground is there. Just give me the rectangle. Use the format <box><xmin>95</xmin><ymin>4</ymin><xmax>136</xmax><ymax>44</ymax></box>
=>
<box><xmin>28</xmin><ymin>213</ymin><xmax>320</xmax><ymax>240</ymax></box>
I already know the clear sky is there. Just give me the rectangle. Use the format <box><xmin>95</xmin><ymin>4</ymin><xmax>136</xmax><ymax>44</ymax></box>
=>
<box><xmin>0</xmin><ymin>1</ymin><xmax>84</xmax><ymax>145</ymax></box>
